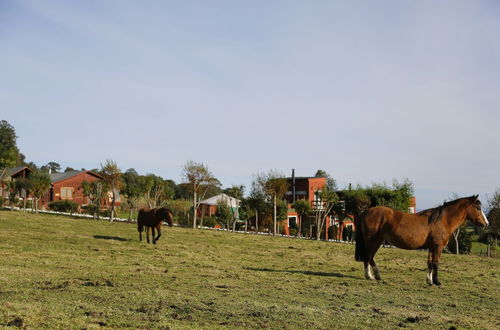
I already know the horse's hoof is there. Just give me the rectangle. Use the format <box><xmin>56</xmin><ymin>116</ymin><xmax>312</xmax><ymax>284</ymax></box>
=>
<box><xmin>433</xmin><ymin>280</ymin><xmax>441</xmax><ymax>286</ymax></box>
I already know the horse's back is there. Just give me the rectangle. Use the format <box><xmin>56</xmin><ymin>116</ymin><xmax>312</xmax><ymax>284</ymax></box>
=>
<box><xmin>362</xmin><ymin>206</ymin><xmax>430</xmax><ymax>249</ymax></box>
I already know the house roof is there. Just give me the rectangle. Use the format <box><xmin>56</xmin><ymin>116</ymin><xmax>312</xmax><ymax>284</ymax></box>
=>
<box><xmin>199</xmin><ymin>193</ymin><xmax>241</xmax><ymax>208</ymax></box>
<box><xmin>7</xmin><ymin>166</ymin><xmax>33</xmax><ymax>177</ymax></box>
<box><xmin>50</xmin><ymin>170</ymin><xmax>103</xmax><ymax>183</ymax></box>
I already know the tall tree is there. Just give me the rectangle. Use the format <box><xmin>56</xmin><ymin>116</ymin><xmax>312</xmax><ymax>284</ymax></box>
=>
<box><xmin>40</xmin><ymin>162</ymin><xmax>61</xmax><ymax>173</ymax></box>
<box><xmin>121</xmin><ymin>169</ymin><xmax>143</xmax><ymax>220</ymax></box>
<box><xmin>247</xmin><ymin>178</ymin><xmax>267</xmax><ymax>232</ymax></box>
<box><xmin>29</xmin><ymin>171</ymin><xmax>51</xmax><ymax>212</ymax></box>
<box><xmin>0</xmin><ymin>120</ymin><xmax>20</xmax><ymax>181</ymax></box>
<box><xmin>223</xmin><ymin>185</ymin><xmax>245</xmax><ymax>200</ymax></box>
<box><xmin>315</xmin><ymin>169</ymin><xmax>338</xmax><ymax>191</ymax></box>
<box><xmin>81</xmin><ymin>180</ymin><xmax>107</xmax><ymax>219</ymax></box>
<box><xmin>100</xmin><ymin>160</ymin><xmax>121</xmax><ymax>222</ymax></box>
<box><xmin>182</xmin><ymin>161</ymin><xmax>220</xmax><ymax>228</ymax></box>
<box><xmin>16</xmin><ymin>177</ymin><xmax>33</xmax><ymax>211</ymax></box>
<box><xmin>312</xmin><ymin>187</ymin><xmax>338</xmax><ymax>240</ymax></box>
<box><xmin>257</xmin><ymin>170</ymin><xmax>289</xmax><ymax>236</ymax></box>
<box><xmin>294</xmin><ymin>199</ymin><xmax>311</xmax><ymax>237</ymax></box>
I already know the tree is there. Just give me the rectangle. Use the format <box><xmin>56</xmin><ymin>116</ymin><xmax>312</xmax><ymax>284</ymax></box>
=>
<box><xmin>16</xmin><ymin>177</ymin><xmax>33</xmax><ymax>211</ymax></box>
<box><xmin>64</xmin><ymin>166</ymin><xmax>76</xmax><ymax>172</ymax></box>
<box><xmin>223</xmin><ymin>185</ymin><xmax>245</xmax><ymax>200</ymax></box>
<box><xmin>40</xmin><ymin>162</ymin><xmax>61</xmax><ymax>173</ymax></box>
<box><xmin>257</xmin><ymin>170</ymin><xmax>289</xmax><ymax>236</ymax></box>
<box><xmin>81</xmin><ymin>180</ymin><xmax>107</xmax><ymax>219</ymax></box>
<box><xmin>342</xmin><ymin>179</ymin><xmax>414</xmax><ymax>217</ymax></box>
<box><xmin>121</xmin><ymin>169</ymin><xmax>143</xmax><ymax>220</ymax></box>
<box><xmin>29</xmin><ymin>171</ymin><xmax>51</xmax><ymax>212</ymax></box>
<box><xmin>216</xmin><ymin>200</ymin><xmax>233</xmax><ymax>230</ymax></box>
<box><xmin>312</xmin><ymin>187</ymin><xmax>338</xmax><ymax>240</ymax></box>
<box><xmin>486</xmin><ymin>189</ymin><xmax>500</xmax><ymax>253</ymax></box>
<box><xmin>446</xmin><ymin>193</ymin><xmax>462</xmax><ymax>254</ymax></box>
<box><xmin>294</xmin><ymin>199</ymin><xmax>311</xmax><ymax>237</ymax></box>
<box><xmin>141</xmin><ymin>174</ymin><xmax>170</xmax><ymax>209</ymax></box>
<box><xmin>100</xmin><ymin>160</ymin><xmax>121</xmax><ymax>222</ymax></box>
<box><xmin>247</xmin><ymin>178</ymin><xmax>268</xmax><ymax>233</ymax></box>
<box><xmin>182</xmin><ymin>161</ymin><xmax>221</xmax><ymax>228</ymax></box>
<box><xmin>315</xmin><ymin>169</ymin><xmax>338</xmax><ymax>191</ymax></box>
<box><xmin>0</xmin><ymin>120</ymin><xmax>20</xmax><ymax>180</ymax></box>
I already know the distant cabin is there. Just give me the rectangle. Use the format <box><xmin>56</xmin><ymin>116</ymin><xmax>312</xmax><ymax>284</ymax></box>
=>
<box><xmin>40</xmin><ymin>170</ymin><xmax>120</xmax><ymax>208</ymax></box>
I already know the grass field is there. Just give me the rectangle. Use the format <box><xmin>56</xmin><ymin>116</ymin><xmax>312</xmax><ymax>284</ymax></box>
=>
<box><xmin>0</xmin><ymin>211</ymin><xmax>499</xmax><ymax>329</ymax></box>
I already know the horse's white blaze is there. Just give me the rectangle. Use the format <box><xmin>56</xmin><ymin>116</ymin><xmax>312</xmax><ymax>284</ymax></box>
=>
<box><xmin>481</xmin><ymin>210</ymin><xmax>489</xmax><ymax>226</ymax></box>
<box><xmin>426</xmin><ymin>270</ymin><xmax>433</xmax><ymax>285</ymax></box>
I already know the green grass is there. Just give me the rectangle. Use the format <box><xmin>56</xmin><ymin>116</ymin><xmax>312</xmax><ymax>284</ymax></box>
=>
<box><xmin>0</xmin><ymin>211</ymin><xmax>499</xmax><ymax>329</ymax></box>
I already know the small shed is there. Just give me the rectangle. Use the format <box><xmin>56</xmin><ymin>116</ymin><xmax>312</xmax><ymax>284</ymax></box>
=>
<box><xmin>197</xmin><ymin>193</ymin><xmax>241</xmax><ymax>218</ymax></box>
<box><xmin>40</xmin><ymin>170</ymin><xmax>108</xmax><ymax>207</ymax></box>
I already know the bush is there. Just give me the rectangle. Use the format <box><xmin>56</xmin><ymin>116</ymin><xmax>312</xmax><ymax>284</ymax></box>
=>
<box><xmin>81</xmin><ymin>204</ymin><xmax>98</xmax><ymax>215</ymax></box>
<box><xmin>0</xmin><ymin>196</ymin><xmax>4</xmax><ymax>208</ymax></box>
<box><xmin>48</xmin><ymin>200</ymin><xmax>79</xmax><ymax>213</ymax></box>
<box><xmin>177</xmin><ymin>215</ymin><xmax>192</xmax><ymax>227</ymax></box>
<box><xmin>200</xmin><ymin>216</ymin><xmax>218</xmax><ymax>228</ymax></box>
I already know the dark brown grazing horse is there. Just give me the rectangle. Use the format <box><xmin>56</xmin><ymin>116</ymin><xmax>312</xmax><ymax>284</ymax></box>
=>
<box><xmin>137</xmin><ymin>207</ymin><xmax>174</xmax><ymax>244</ymax></box>
<box><xmin>355</xmin><ymin>195</ymin><xmax>489</xmax><ymax>285</ymax></box>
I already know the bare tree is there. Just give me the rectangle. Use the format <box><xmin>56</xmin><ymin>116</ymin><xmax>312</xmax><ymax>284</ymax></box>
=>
<box><xmin>182</xmin><ymin>161</ymin><xmax>220</xmax><ymax>228</ymax></box>
<box><xmin>257</xmin><ymin>170</ymin><xmax>288</xmax><ymax>237</ymax></box>
<box><xmin>101</xmin><ymin>160</ymin><xmax>121</xmax><ymax>222</ymax></box>
<box><xmin>312</xmin><ymin>187</ymin><xmax>338</xmax><ymax>240</ymax></box>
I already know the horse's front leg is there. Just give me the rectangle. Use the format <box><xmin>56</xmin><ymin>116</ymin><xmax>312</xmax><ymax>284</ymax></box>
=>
<box><xmin>146</xmin><ymin>227</ymin><xmax>150</xmax><ymax>244</ymax></box>
<box><xmin>152</xmin><ymin>227</ymin><xmax>156</xmax><ymax>244</ymax></box>
<box><xmin>154</xmin><ymin>225</ymin><xmax>161</xmax><ymax>243</ymax></box>
<box><xmin>426</xmin><ymin>251</ymin><xmax>433</xmax><ymax>285</ymax></box>
<box><xmin>431</xmin><ymin>246</ymin><xmax>443</xmax><ymax>286</ymax></box>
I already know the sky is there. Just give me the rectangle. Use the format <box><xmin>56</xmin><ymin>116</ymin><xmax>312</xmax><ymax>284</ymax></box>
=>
<box><xmin>1</xmin><ymin>0</ymin><xmax>499</xmax><ymax>210</ymax></box>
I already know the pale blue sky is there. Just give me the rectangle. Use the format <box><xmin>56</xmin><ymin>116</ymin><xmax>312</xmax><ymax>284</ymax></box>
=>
<box><xmin>1</xmin><ymin>0</ymin><xmax>499</xmax><ymax>209</ymax></box>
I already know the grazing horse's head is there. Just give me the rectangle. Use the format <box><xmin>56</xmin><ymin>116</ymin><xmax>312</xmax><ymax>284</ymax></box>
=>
<box><xmin>158</xmin><ymin>207</ymin><xmax>174</xmax><ymax>227</ymax></box>
<box><xmin>466</xmin><ymin>195</ymin><xmax>489</xmax><ymax>227</ymax></box>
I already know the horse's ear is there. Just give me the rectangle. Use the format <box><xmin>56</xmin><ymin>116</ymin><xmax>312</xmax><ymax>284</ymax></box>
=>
<box><xmin>469</xmin><ymin>195</ymin><xmax>479</xmax><ymax>202</ymax></box>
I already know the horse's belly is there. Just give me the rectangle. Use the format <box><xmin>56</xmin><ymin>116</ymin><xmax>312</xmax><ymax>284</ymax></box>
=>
<box><xmin>385</xmin><ymin>232</ymin><xmax>427</xmax><ymax>250</ymax></box>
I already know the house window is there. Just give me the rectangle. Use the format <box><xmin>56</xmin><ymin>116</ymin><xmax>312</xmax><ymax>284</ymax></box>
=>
<box><xmin>60</xmin><ymin>187</ymin><xmax>73</xmax><ymax>199</ymax></box>
<box><xmin>288</xmin><ymin>216</ymin><xmax>297</xmax><ymax>229</ymax></box>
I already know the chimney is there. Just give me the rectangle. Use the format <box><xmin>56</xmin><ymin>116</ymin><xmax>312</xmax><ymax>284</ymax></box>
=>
<box><xmin>49</xmin><ymin>168</ymin><xmax>52</xmax><ymax>175</ymax></box>
<box><xmin>292</xmin><ymin>169</ymin><xmax>296</xmax><ymax>203</ymax></box>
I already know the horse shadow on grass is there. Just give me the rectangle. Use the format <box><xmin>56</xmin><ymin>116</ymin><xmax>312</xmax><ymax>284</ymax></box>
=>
<box><xmin>245</xmin><ymin>267</ymin><xmax>357</xmax><ymax>279</ymax></box>
<box><xmin>93</xmin><ymin>235</ymin><xmax>131</xmax><ymax>242</ymax></box>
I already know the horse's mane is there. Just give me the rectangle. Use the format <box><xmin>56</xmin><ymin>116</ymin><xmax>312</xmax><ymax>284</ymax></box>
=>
<box><xmin>417</xmin><ymin>197</ymin><xmax>471</xmax><ymax>223</ymax></box>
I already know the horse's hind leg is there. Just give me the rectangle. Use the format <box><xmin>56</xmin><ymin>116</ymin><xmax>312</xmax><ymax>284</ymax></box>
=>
<box><xmin>367</xmin><ymin>237</ymin><xmax>384</xmax><ymax>280</ymax></box>
<box><xmin>426</xmin><ymin>251</ymin><xmax>433</xmax><ymax>285</ymax></box>
<box><xmin>152</xmin><ymin>227</ymin><xmax>156</xmax><ymax>244</ymax></box>
<box><xmin>146</xmin><ymin>227</ymin><xmax>150</xmax><ymax>244</ymax></box>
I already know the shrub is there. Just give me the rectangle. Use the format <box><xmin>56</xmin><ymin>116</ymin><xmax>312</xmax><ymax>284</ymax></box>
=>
<box><xmin>177</xmin><ymin>215</ymin><xmax>192</xmax><ymax>227</ymax></box>
<box><xmin>201</xmin><ymin>216</ymin><xmax>218</xmax><ymax>228</ymax></box>
<box><xmin>0</xmin><ymin>196</ymin><xmax>4</xmax><ymax>208</ymax></box>
<box><xmin>48</xmin><ymin>200</ymin><xmax>79</xmax><ymax>213</ymax></box>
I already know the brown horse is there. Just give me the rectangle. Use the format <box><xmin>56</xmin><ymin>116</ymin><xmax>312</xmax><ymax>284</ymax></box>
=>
<box><xmin>137</xmin><ymin>207</ymin><xmax>174</xmax><ymax>244</ymax></box>
<box><xmin>354</xmin><ymin>195</ymin><xmax>488</xmax><ymax>285</ymax></box>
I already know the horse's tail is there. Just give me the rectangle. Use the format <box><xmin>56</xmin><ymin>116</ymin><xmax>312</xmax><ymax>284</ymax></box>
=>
<box><xmin>354</xmin><ymin>212</ymin><xmax>366</xmax><ymax>262</ymax></box>
<box><xmin>137</xmin><ymin>210</ymin><xmax>144</xmax><ymax>232</ymax></box>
